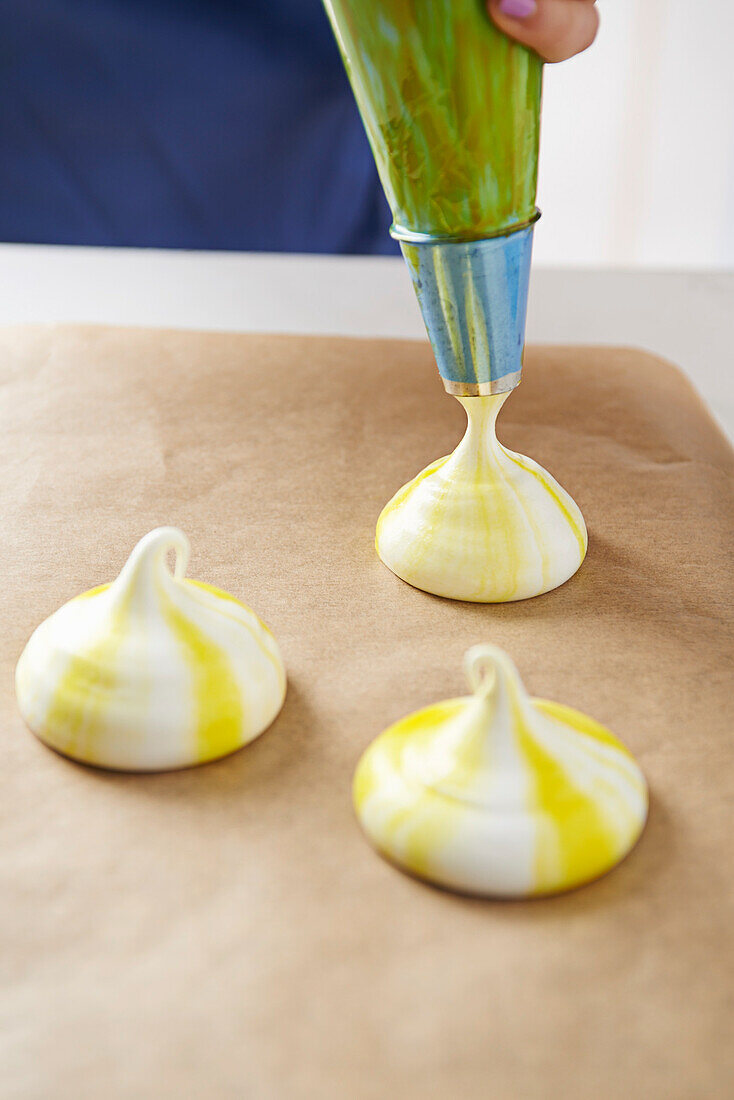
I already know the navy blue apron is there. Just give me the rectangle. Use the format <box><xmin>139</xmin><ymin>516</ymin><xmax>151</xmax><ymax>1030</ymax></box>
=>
<box><xmin>0</xmin><ymin>1</ymin><xmax>398</xmax><ymax>253</ymax></box>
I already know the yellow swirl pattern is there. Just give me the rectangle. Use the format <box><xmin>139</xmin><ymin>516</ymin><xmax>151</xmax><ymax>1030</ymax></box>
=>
<box><xmin>15</xmin><ymin>528</ymin><xmax>286</xmax><ymax>771</ymax></box>
<box><xmin>354</xmin><ymin>645</ymin><xmax>647</xmax><ymax>897</ymax></box>
<box><xmin>376</xmin><ymin>393</ymin><xmax>587</xmax><ymax>602</ymax></box>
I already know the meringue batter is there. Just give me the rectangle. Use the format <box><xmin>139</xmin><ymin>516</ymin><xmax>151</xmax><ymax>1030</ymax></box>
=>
<box><xmin>354</xmin><ymin>645</ymin><xmax>647</xmax><ymax>897</ymax></box>
<box><xmin>15</xmin><ymin>528</ymin><xmax>286</xmax><ymax>771</ymax></box>
<box><xmin>376</xmin><ymin>393</ymin><xmax>587</xmax><ymax>602</ymax></box>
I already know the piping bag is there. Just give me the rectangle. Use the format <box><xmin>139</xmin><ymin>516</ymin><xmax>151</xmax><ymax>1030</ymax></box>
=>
<box><xmin>323</xmin><ymin>0</ymin><xmax>587</xmax><ymax>601</ymax></box>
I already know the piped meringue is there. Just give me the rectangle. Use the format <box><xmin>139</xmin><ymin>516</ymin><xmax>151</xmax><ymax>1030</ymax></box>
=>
<box><xmin>376</xmin><ymin>393</ymin><xmax>587</xmax><ymax>602</ymax></box>
<box><xmin>16</xmin><ymin>528</ymin><xmax>286</xmax><ymax>771</ymax></box>
<box><xmin>354</xmin><ymin>645</ymin><xmax>647</xmax><ymax>897</ymax></box>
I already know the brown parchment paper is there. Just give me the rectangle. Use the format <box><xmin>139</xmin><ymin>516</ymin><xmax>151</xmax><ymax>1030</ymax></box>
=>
<box><xmin>1</xmin><ymin>325</ymin><xmax>732</xmax><ymax>1100</ymax></box>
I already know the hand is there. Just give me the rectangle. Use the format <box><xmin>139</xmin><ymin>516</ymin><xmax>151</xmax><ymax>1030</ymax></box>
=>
<box><xmin>487</xmin><ymin>0</ymin><xmax>599</xmax><ymax>63</ymax></box>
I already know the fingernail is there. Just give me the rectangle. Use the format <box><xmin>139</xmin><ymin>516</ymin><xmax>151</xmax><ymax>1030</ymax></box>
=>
<box><xmin>498</xmin><ymin>0</ymin><xmax>537</xmax><ymax>18</ymax></box>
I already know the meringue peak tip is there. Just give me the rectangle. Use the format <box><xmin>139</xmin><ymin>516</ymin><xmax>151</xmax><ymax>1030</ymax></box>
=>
<box><xmin>118</xmin><ymin>527</ymin><xmax>191</xmax><ymax>585</ymax></box>
<box><xmin>463</xmin><ymin>644</ymin><xmax>522</xmax><ymax>700</ymax></box>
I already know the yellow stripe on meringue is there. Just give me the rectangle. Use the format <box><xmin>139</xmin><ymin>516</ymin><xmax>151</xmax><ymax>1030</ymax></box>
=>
<box><xmin>511</xmin><ymin>695</ymin><xmax>618</xmax><ymax>895</ymax></box>
<box><xmin>504</xmin><ymin>449</ymin><xmax>588</xmax><ymax>560</ymax></box>
<box><xmin>375</xmin><ymin>457</ymin><xmax>447</xmax><ymax>541</ymax></box>
<box><xmin>354</xmin><ymin>702</ymin><xmax>465</xmax><ymax>880</ymax></box>
<box><xmin>159</xmin><ymin>588</ymin><xmax>245</xmax><ymax>765</ymax></box>
<box><xmin>40</xmin><ymin>587</ymin><xmax>131</xmax><ymax>766</ymax></box>
<box><xmin>77</xmin><ymin>583</ymin><xmax>112</xmax><ymax>600</ymax></box>
<box><xmin>185</xmin><ymin>579</ymin><xmax>285</xmax><ymax>685</ymax></box>
<box><xmin>535</xmin><ymin>700</ymin><xmax>632</xmax><ymax>754</ymax></box>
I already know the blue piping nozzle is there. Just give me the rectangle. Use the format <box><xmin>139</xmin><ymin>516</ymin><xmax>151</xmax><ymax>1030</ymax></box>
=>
<box><xmin>396</xmin><ymin>217</ymin><xmax>537</xmax><ymax>396</ymax></box>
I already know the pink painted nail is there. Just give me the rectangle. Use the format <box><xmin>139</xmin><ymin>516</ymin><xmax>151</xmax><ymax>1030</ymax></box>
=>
<box><xmin>499</xmin><ymin>0</ymin><xmax>537</xmax><ymax>18</ymax></box>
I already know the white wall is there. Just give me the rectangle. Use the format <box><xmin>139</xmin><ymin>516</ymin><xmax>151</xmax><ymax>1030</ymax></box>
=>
<box><xmin>535</xmin><ymin>0</ymin><xmax>734</xmax><ymax>268</ymax></box>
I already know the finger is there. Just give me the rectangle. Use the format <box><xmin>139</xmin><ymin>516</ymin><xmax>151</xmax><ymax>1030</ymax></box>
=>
<box><xmin>488</xmin><ymin>0</ymin><xmax>599</xmax><ymax>63</ymax></box>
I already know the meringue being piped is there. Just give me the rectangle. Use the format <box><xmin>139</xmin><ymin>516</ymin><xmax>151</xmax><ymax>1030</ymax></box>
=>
<box><xmin>16</xmin><ymin>528</ymin><xmax>286</xmax><ymax>771</ymax></box>
<box><xmin>354</xmin><ymin>645</ymin><xmax>647</xmax><ymax>897</ymax></box>
<box><xmin>376</xmin><ymin>393</ymin><xmax>587</xmax><ymax>602</ymax></box>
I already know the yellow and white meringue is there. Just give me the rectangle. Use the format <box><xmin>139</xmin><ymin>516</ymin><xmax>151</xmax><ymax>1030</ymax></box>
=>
<box><xmin>376</xmin><ymin>393</ymin><xmax>587</xmax><ymax>602</ymax></box>
<box><xmin>354</xmin><ymin>645</ymin><xmax>647</xmax><ymax>897</ymax></box>
<box><xmin>16</xmin><ymin>528</ymin><xmax>286</xmax><ymax>771</ymax></box>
